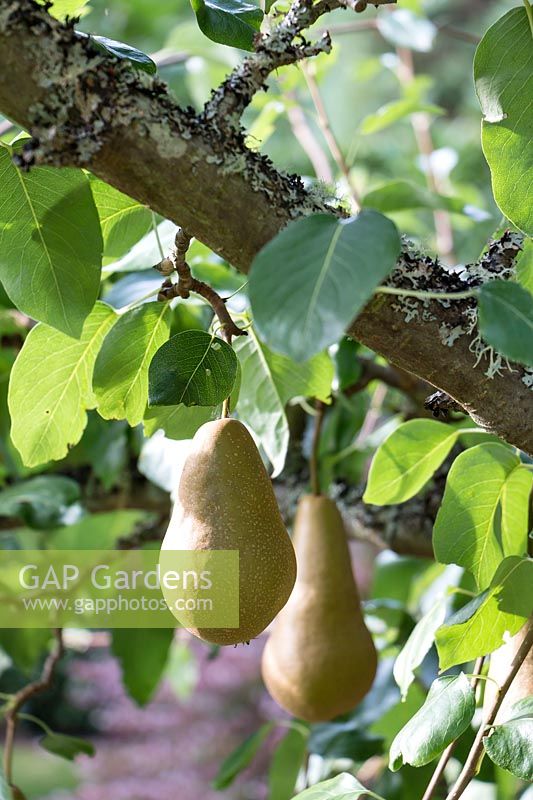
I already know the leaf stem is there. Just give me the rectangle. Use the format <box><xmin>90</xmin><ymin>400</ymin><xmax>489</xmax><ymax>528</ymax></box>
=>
<box><xmin>444</xmin><ymin>619</ymin><xmax>533</xmax><ymax>800</ymax></box>
<box><xmin>301</xmin><ymin>61</ymin><xmax>362</xmax><ymax>211</ymax></box>
<box><xmin>523</xmin><ymin>0</ymin><xmax>533</xmax><ymax>38</ymax></box>
<box><xmin>118</xmin><ymin>287</ymin><xmax>162</xmax><ymax>313</ymax></box>
<box><xmin>17</xmin><ymin>712</ymin><xmax>54</xmax><ymax>737</ymax></box>
<box><xmin>376</xmin><ymin>286</ymin><xmax>477</xmax><ymax>301</ymax></box>
<box><xmin>152</xmin><ymin>212</ymin><xmax>165</xmax><ymax>260</ymax></box>
<box><xmin>3</xmin><ymin>629</ymin><xmax>64</xmax><ymax>788</ymax></box>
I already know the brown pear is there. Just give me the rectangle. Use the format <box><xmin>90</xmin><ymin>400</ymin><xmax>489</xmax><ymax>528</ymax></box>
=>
<box><xmin>161</xmin><ymin>418</ymin><xmax>296</xmax><ymax>646</ymax></box>
<box><xmin>483</xmin><ymin>623</ymin><xmax>533</xmax><ymax>722</ymax></box>
<box><xmin>261</xmin><ymin>495</ymin><xmax>377</xmax><ymax>722</ymax></box>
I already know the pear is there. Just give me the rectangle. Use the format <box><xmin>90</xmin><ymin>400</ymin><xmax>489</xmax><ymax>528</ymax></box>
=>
<box><xmin>262</xmin><ymin>495</ymin><xmax>377</xmax><ymax>722</ymax></box>
<box><xmin>161</xmin><ymin>418</ymin><xmax>296</xmax><ymax>646</ymax></box>
<box><xmin>483</xmin><ymin>623</ymin><xmax>533</xmax><ymax>722</ymax></box>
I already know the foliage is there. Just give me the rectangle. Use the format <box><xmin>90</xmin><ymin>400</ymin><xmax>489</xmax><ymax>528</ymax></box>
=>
<box><xmin>0</xmin><ymin>0</ymin><xmax>532</xmax><ymax>798</ymax></box>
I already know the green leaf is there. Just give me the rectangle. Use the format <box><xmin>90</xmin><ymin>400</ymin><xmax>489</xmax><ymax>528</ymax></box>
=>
<box><xmin>335</xmin><ymin>338</ymin><xmax>362</xmax><ymax>391</ymax></box>
<box><xmin>249</xmin><ymin>212</ymin><xmax>401</xmax><ymax>362</ymax></box>
<box><xmin>8</xmin><ymin>302</ymin><xmax>117</xmax><ymax>467</ymax></box>
<box><xmin>0</xmin><ymin>143</ymin><xmax>102</xmax><ymax>336</ymax></box>
<box><xmin>148</xmin><ymin>330</ymin><xmax>238</xmax><ymax>407</ymax></box>
<box><xmin>291</xmin><ymin>772</ymin><xmax>383</xmax><ymax>800</ymax></box>
<box><xmin>364</xmin><ymin>419</ymin><xmax>459</xmax><ymax>505</ymax></box>
<box><xmin>191</xmin><ymin>0</ymin><xmax>263</xmax><ymax>51</ymax></box>
<box><xmin>77</xmin><ymin>32</ymin><xmax>157</xmax><ymax>74</ymax></box>
<box><xmin>393</xmin><ymin>599</ymin><xmax>447</xmax><ymax>700</ymax></box>
<box><xmin>500</xmin><ymin>465</ymin><xmax>533</xmax><ymax>558</ymax></box>
<box><xmin>40</xmin><ymin>732</ymin><xmax>95</xmax><ymax>761</ymax></box>
<box><xmin>268</xmin><ymin>727</ymin><xmax>308</xmax><ymax>800</ymax></box>
<box><xmin>112</xmin><ymin>628</ymin><xmax>174</xmax><ymax>705</ymax></box>
<box><xmin>42</xmin><ymin>0</ymin><xmax>91</xmax><ymax>19</ymax></box>
<box><xmin>90</xmin><ymin>178</ymin><xmax>152</xmax><ymax>262</ymax></box>
<box><xmin>376</xmin><ymin>8</ymin><xmax>437</xmax><ymax>52</ymax></box>
<box><xmin>0</xmin><ymin>476</ymin><xmax>80</xmax><ymax>529</ymax></box>
<box><xmin>362</xmin><ymin>180</ymin><xmax>467</xmax><ymax>215</ymax></box>
<box><xmin>213</xmin><ymin>724</ymin><xmax>274</xmax><ymax>790</ymax></box>
<box><xmin>234</xmin><ymin>330</ymin><xmax>332</xmax><ymax>474</ymax></box>
<box><xmin>478</xmin><ymin>280</ymin><xmax>533</xmax><ymax>367</ymax></box>
<box><xmin>233</xmin><ymin>328</ymin><xmax>288</xmax><ymax>477</ymax></box>
<box><xmin>67</xmin><ymin>414</ymin><xmax>128</xmax><ymax>490</ymax></box>
<box><xmin>104</xmin><ymin>220</ymin><xmax>175</xmax><ymax>274</ymax></box>
<box><xmin>94</xmin><ymin>303</ymin><xmax>171</xmax><ymax>425</ymax></box>
<box><xmin>516</xmin><ymin>238</ymin><xmax>533</xmax><ymax>295</ymax></box>
<box><xmin>49</xmin><ymin>509</ymin><xmax>152</xmax><ymax>549</ymax></box>
<box><xmin>359</xmin><ymin>100</ymin><xmax>444</xmax><ymax>135</ymax></box>
<box><xmin>143</xmin><ymin>404</ymin><xmax>218</xmax><ymax>439</ymax></box>
<box><xmin>0</xmin><ymin>629</ymin><xmax>52</xmax><ymax>674</ymax></box>
<box><xmin>474</xmin><ymin>7</ymin><xmax>533</xmax><ymax>235</ymax></box>
<box><xmin>483</xmin><ymin>702</ymin><xmax>533</xmax><ymax>781</ymax></box>
<box><xmin>143</xmin><ymin>351</ymin><xmax>240</xmax><ymax>439</ymax></box>
<box><xmin>390</xmin><ymin>674</ymin><xmax>475</xmax><ymax>770</ymax></box>
<box><xmin>435</xmin><ymin>556</ymin><xmax>533</xmax><ymax>670</ymax></box>
<box><xmin>433</xmin><ymin>444</ymin><xmax>528</xmax><ymax>588</ymax></box>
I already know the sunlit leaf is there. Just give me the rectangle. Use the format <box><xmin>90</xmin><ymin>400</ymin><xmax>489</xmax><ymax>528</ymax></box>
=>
<box><xmin>0</xmin><ymin>142</ymin><xmax>102</xmax><ymax>336</ymax></box>
<box><xmin>364</xmin><ymin>419</ymin><xmax>459</xmax><ymax>505</ymax></box>
<box><xmin>474</xmin><ymin>7</ymin><xmax>533</xmax><ymax>235</ymax></box>
<box><xmin>390</xmin><ymin>674</ymin><xmax>475</xmax><ymax>769</ymax></box>
<box><xmin>435</xmin><ymin>556</ymin><xmax>533</xmax><ymax>670</ymax></box>
<box><xmin>8</xmin><ymin>302</ymin><xmax>117</xmax><ymax>467</ymax></box>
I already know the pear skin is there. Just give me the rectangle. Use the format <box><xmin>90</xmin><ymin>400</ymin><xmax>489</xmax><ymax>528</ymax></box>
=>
<box><xmin>161</xmin><ymin>418</ymin><xmax>296</xmax><ymax>646</ymax></box>
<box><xmin>262</xmin><ymin>495</ymin><xmax>377</xmax><ymax>722</ymax></box>
<box><xmin>483</xmin><ymin>622</ymin><xmax>533</xmax><ymax>722</ymax></box>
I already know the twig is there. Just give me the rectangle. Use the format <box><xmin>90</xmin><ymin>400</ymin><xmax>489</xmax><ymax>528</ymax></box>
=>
<box><xmin>353</xmin><ymin>0</ymin><xmax>396</xmax><ymax>9</ymax></box>
<box><xmin>437</xmin><ymin>24</ymin><xmax>480</xmax><ymax>45</ymax></box>
<box><xmin>343</xmin><ymin>357</ymin><xmax>429</xmax><ymax>406</ymax></box>
<box><xmin>301</xmin><ymin>61</ymin><xmax>362</xmax><ymax>210</ymax></box>
<box><xmin>421</xmin><ymin>657</ymin><xmax>485</xmax><ymax>800</ymax></box>
<box><xmin>3</xmin><ymin>629</ymin><xmax>64</xmax><ymax>789</ymax></box>
<box><xmin>203</xmin><ymin>0</ymin><xmax>344</xmax><ymax>126</ymax></box>
<box><xmin>396</xmin><ymin>47</ymin><xmax>456</xmax><ymax>264</ymax></box>
<box><xmin>445</xmin><ymin>619</ymin><xmax>533</xmax><ymax>800</ymax></box>
<box><xmin>150</xmin><ymin>48</ymin><xmax>189</xmax><ymax>68</ymax></box>
<box><xmin>156</xmin><ymin>229</ymin><xmax>246</xmax><ymax>340</ymax></box>
<box><xmin>283</xmin><ymin>91</ymin><xmax>334</xmax><ymax>183</ymax></box>
<box><xmin>310</xmin><ymin>400</ymin><xmax>326</xmax><ymax>495</ymax></box>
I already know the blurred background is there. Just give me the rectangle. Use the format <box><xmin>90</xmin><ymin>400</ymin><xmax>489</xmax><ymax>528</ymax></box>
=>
<box><xmin>0</xmin><ymin>0</ymin><xmax>528</xmax><ymax>798</ymax></box>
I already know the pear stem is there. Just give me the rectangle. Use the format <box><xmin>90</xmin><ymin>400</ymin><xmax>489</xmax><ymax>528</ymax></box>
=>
<box><xmin>310</xmin><ymin>400</ymin><xmax>326</xmax><ymax>496</ymax></box>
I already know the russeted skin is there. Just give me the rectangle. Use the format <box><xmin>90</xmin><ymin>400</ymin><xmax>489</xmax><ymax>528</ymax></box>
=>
<box><xmin>161</xmin><ymin>418</ymin><xmax>296</xmax><ymax>646</ymax></box>
<box><xmin>262</xmin><ymin>495</ymin><xmax>377</xmax><ymax>722</ymax></box>
<box><xmin>483</xmin><ymin>623</ymin><xmax>533</xmax><ymax>722</ymax></box>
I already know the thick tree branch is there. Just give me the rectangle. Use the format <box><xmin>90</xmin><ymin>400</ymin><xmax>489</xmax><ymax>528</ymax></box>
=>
<box><xmin>0</xmin><ymin>0</ymin><xmax>532</xmax><ymax>454</ymax></box>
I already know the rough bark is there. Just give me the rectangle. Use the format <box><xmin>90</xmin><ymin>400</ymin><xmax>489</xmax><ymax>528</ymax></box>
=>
<box><xmin>0</xmin><ymin>0</ymin><xmax>532</xmax><ymax>453</ymax></box>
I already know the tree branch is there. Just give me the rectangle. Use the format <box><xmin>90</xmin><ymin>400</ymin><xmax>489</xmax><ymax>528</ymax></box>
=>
<box><xmin>3</xmin><ymin>629</ymin><xmax>64</xmax><ymax>790</ymax></box>
<box><xmin>0</xmin><ymin>0</ymin><xmax>532</xmax><ymax>454</ymax></box>
<box><xmin>445</xmin><ymin>619</ymin><xmax>533</xmax><ymax>800</ymax></box>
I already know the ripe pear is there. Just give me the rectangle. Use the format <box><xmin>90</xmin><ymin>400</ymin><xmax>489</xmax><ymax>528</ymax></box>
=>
<box><xmin>483</xmin><ymin>623</ymin><xmax>533</xmax><ymax>722</ymax></box>
<box><xmin>161</xmin><ymin>418</ymin><xmax>296</xmax><ymax>646</ymax></box>
<box><xmin>262</xmin><ymin>495</ymin><xmax>377</xmax><ymax>722</ymax></box>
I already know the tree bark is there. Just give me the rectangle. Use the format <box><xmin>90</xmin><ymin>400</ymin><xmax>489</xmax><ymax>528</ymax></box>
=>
<box><xmin>1</xmin><ymin>0</ymin><xmax>532</xmax><ymax>453</ymax></box>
